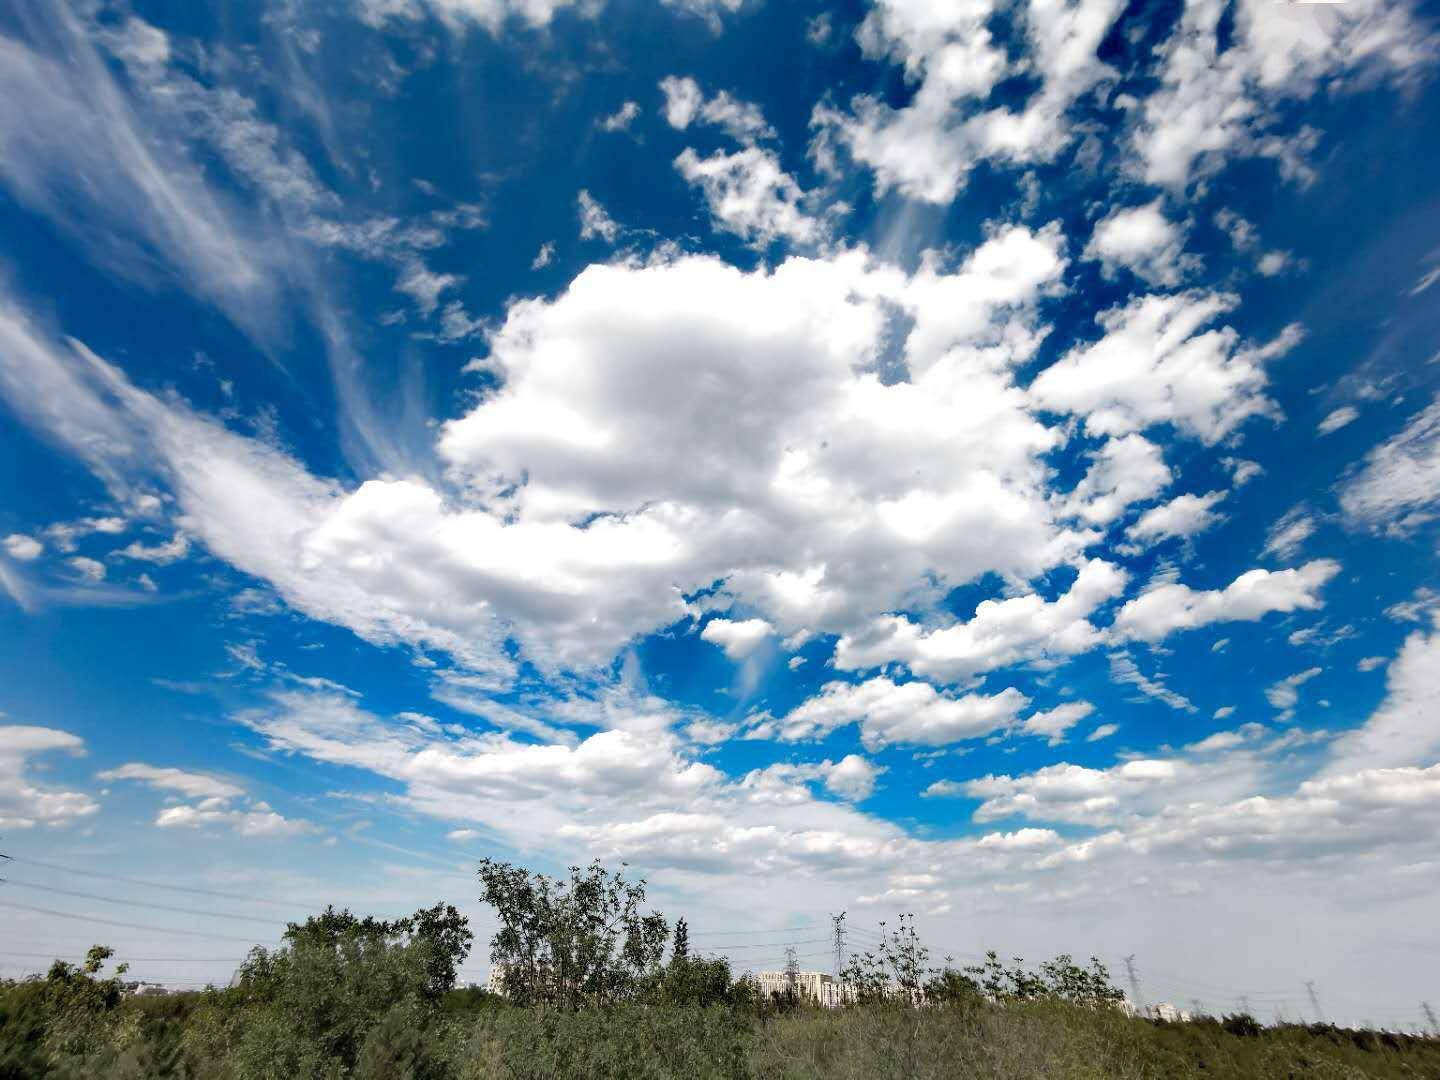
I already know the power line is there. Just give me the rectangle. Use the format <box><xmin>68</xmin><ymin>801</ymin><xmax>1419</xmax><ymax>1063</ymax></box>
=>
<box><xmin>6</xmin><ymin>855</ymin><xmax>328</xmax><ymax>911</ymax></box>
<box><xmin>1</xmin><ymin>879</ymin><xmax>285</xmax><ymax>927</ymax></box>
<box><xmin>0</xmin><ymin>900</ymin><xmax>267</xmax><ymax>944</ymax></box>
<box><xmin>689</xmin><ymin>938</ymin><xmax>830</xmax><ymax>952</ymax></box>
<box><xmin>0</xmin><ymin>951</ymin><xmax>244</xmax><ymax>963</ymax></box>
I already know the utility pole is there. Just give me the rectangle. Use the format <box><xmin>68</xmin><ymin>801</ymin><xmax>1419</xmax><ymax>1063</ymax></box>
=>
<box><xmin>1305</xmin><ymin>980</ymin><xmax>1325</xmax><ymax>1024</ymax></box>
<box><xmin>1421</xmin><ymin>1001</ymin><xmax>1438</xmax><ymax>1036</ymax></box>
<box><xmin>1123</xmin><ymin>955</ymin><xmax>1146</xmax><ymax>1018</ymax></box>
<box><xmin>830</xmin><ymin>911</ymin><xmax>847</xmax><ymax>978</ymax></box>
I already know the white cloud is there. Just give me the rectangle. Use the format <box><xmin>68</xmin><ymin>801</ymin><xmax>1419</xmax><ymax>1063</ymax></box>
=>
<box><xmin>154</xmin><ymin>802</ymin><xmax>314</xmax><ymax>838</ymax></box>
<box><xmin>1261</xmin><ymin>506</ymin><xmax>1316</xmax><ymax>559</ymax></box>
<box><xmin>1325</xmin><ymin>619</ymin><xmax>1440</xmax><ymax>773</ymax></box>
<box><xmin>531</xmin><ymin>242</ymin><xmax>555</xmax><ymax>270</ymax></box>
<box><xmin>659</xmin><ymin>75</ymin><xmax>703</xmax><ymax>129</ymax></box>
<box><xmin>812</xmin><ymin>0</ymin><xmax>1123</xmax><ymax>204</ymax></box>
<box><xmin>966</xmin><ymin>758</ymin><xmax>1187</xmax><ymax>826</ymax></box>
<box><xmin>1083</xmin><ymin>200</ymin><xmax>1193</xmax><ymax>286</ymax></box>
<box><xmin>447</xmin><ymin>828</ymin><xmax>481</xmax><ymax>842</ymax></box>
<box><xmin>1107</xmin><ymin>651</ymin><xmax>1195</xmax><ymax>712</ymax></box>
<box><xmin>1020</xmin><ymin>701</ymin><xmax>1095</xmax><ymax>746</ymax></box>
<box><xmin>658</xmin><ymin>77</ymin><xmax>773</xmax><ymax>143</ymax></box>
<box><xmin>1125</xmin><ymin>490</ymin><xmax>1227</xmax><ymax>546</ymax></box>
<box><xmin>69</xmin><ymin>556</ymin><xmax>106</xmax><ymax>582</ymax></box>
<box><xmin>1385</xmin><ymin>587</ymin><xmax>1439</xmax><ymax>624</ymax></box>
<box><xmin>396</xmin><ymin>260</ymin><xmax>461</xmax><ymax>316</ymax></box>
<box><xmin>576</xmin><ymin>190</ymin><xmax>620</xmax><ymax>243</ymax></box>
<box><xmin>824</xmin><ymin>754</ymin><xmax>882</xmax><ymax>801</ymax></box>
<box><xmin>0</xmin><ymin>725</ymin><xmax>98</xmax><ymax>830</ymax></box>
<box><xmin>0</xmin><ymin>9</ymin><xmax>282</xmax><ymax>337</ymax></box>
<box><xmin>700</xmin><ymin>616</ymin><xmax>774</xmax><ymax>660</ymax></box>
<box><xmin>675</xmin><ymin>147</ymin><xmax>820</xmax><ymax>247</ymax></box>
<box><xmin>1224</xmin><ymin>457</ymin><xmax>1263</xmax><ymax>486</ymax></box>
<box><xmin>775</xmin><ymin>676</ymin><xmax>1030</xmax><ymax>749</ymax></box>
<box><xmin>1029</xmin><ymin>291</ymin><xmax>1299</xmax><ymax>444</ymax></box>
<box><xmin>3</xmin><ymin>533</ymin><xmax>42</xmax><ymax>560</ymax></box>
<box><xmin>1256</xmin><ymin>251</ymin><xmax>1293</xmax><ymax>277</ymax></box>
<box><xmin>1265</xmin><ymin>666</ymin><xmax>1322</xmax><ymax>720</ymax></box>
<box><xmin>1060</xmin><ymin>434</ymin><xmax>1171</xmax><ymax>526</ymax></box>
<box><xmin>358</xmin><ymin>0</ymin><xmax>580</xmax><ymax>34</ymax></box>
<box><xmin>98</xmin><ymin>758</ymin><xmax>310</xmax><ymax>837</ymax></box>
<box><xmin>0</xmin><ymin>234</ymin><xmax>1093</xmax><ymax>678</ymax></box>
<box><xmin>1085</xmin><ymin>723</ymin><xmax>1118</xmax><ymax>742</ymax></box>
<box><xmin>1112</xmin><ymin>559</ymin><xmax>1340</xmax><ymax>642</ymax></box>
<box><xmin>1317</xmin><ymin>405</ymin><xmax>1359</xmax><ymax>435</ymax></box>
<box><xmin>1339</xmin><ymin>395</ymin><xmax>1440</xmax><ymax>536</ymax></box>
<box><xmin>97</xmin><ymin>763</ymin><xmax>246</xmax><ymax>801</ymax></box>
<box><xmin>833</xmin><ymin>559</ymin><xmax>1126</xmax><ymax>682</ymax></box>
<box><xmin>118</xmin><ymin>534</ymin><xmax>190</xmax><ymax>564</ymax></box>
<box><xmin>1133</xmin><ymin>0</ymin><xmax>1437</xmax><ymax>189</ymax></box>
<box><xmin>599</xmin><ymin>100</ymin><xmax>640</xmax><ymax>132</ymax></box>
<box><xmin>1356</xmin><ymin>656</ymin><xmax>1387</xmax><ymax>672</ymax></box>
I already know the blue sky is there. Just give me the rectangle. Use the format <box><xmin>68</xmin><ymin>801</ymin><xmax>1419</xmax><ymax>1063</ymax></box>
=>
<box><xmin>2</xmin><ymin>0</ymin><xmax>1440</xmax><ymax>1025</ymax></box>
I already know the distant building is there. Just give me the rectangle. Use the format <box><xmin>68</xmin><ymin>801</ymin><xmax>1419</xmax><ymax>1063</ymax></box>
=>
<box><xmin>755</xmin><ymin>970</ymin><xmax>851</xmax><ymax>1007</ymax></box>
<box><xmin>487</xmin><ymin>964</ymin><xmax>514</xmax><ymax>997</ymax></box>
<box><xmin>1151</xmin><ymin>1002</ymin><xmax>1192</xmax><ymax>1022</ymax></box>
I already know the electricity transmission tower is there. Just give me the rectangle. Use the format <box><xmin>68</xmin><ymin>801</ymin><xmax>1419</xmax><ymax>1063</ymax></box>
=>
<box><xmin>1305</xmin><ymin>980</ymin><xmax>1325</xmax><ymax>1024</ymax></box>
<box><xmin>784</xmin><ymin>947</ymin><xmax>799</xmax><ymax>994</ymax></box>
<box><xmin>1190</xmin><ymin>998</ymin><xmax>1206</xmax><ymax>1019</ymax></box>
<box><xmin>1238</xmin><ymin>995</ymin><xmax>1252</xmax><ymax>1016</ymax></box>
<box><xmin>830</xmin><ymin>911</ymin><xmax>847</xmax><ymax>978</ymax></box>
<box><xmin>1422</xmin><ymin>1001</ymin><xmax>1438</xmax><ymax>1036</ymax></box>
<box><xmin>1123</xmin><ymin>955</ymin><xmax>1147</xmax><ymax>1018</ymax></box>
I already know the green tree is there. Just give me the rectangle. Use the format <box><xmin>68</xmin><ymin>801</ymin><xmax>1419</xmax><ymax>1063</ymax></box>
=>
<box><xmin>477</xmin><ymin>857</ymin><xmax>669</xmax><ymax>1009</ymax></box>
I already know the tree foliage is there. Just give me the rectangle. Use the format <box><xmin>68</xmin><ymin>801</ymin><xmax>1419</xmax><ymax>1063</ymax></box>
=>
<box><xmin>477</xmin><ymin>857</ymin><xmax>668</xmax><ymax>1009</ymax></box>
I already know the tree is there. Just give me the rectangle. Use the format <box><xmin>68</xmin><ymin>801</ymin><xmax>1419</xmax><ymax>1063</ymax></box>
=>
<box><xmin>477</xmin><ymin>857</ymin><xmax>669</xmax><ymax>1009</ymax></box>
<box><xmin>236</xmin><ymin>902</ymin><xmax>471</xmax><ymax>1070</ymax></box>
<box><xmin>672</xmin><ymin>917</ymin><xmax>690</xmax><ymax>963</ymax></box>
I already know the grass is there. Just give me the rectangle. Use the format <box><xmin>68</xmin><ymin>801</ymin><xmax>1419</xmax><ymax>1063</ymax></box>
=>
<box><xmin>5</xmin><ymin>978</ymin><xmax>1440</xmax><ymax>1079</ymax></box>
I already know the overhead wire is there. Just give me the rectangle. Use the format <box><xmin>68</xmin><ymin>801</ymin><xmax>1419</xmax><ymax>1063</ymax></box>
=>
<box><xmin>1</xmin><ymin>879</ymin><xmax>288</xmax><ymax>927</ymax></box>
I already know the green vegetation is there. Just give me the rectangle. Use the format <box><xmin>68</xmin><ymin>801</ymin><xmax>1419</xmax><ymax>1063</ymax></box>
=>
<box><xmin>3</xmin><ymin>860</ymin><xmax>1437</xmax><ymax>1079</ymax></box>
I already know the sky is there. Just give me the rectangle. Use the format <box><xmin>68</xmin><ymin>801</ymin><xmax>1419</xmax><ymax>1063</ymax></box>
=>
<box><xmin>1</xmin><ymin>0</ymin><xmax>1440</xmax><ymax>1028</ymax></box>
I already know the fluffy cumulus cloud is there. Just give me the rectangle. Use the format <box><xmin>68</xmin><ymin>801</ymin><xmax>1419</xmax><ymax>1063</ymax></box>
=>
<box><xmin>1083</xmin><ymin>199</ymin><xmax>1194</xmax><ymax>286</ymax></box>
<box><xmin>1019</xmin><ymin>701</ymin><xmax>1096</xmax><ymax>746</ymax></box>
<box><xmin>99</xmin><ymin>760</ymin><xmax>313</xmax><ymax>837</ymax></box>
<box><xmin>1125</xmin><ymin>490</ymin><xmax>1227</xmax><ymax>547</ymax></box>
<box><xmin>659</xmin><ymin>77</ymin><xmax>774</xmax><ymax>143</ymax></box>
<box><xmin>771</xmin><ymin>676</ymin><xmax>1031</xmax><ymax>749</ymax></box>
<box><xmin>1112</xmin><ymin>560</ymin><xmax>1340</xmax><ymax>642</ymax></box>
<box><xmin>1059</xmin><ymin>435</ymin><xmax>1171</xmax><ymax>527</ymax></box>
<box><xmin>833</xmin><ymin>559</ymin><xmax>1127</xmax><ymax>683</ymax></box>
<box><xmin>3</xmin><ymin>533</ymin><xmax>43</xmax><ymax>560</ymax></box>
<box><xmin>700</xmin><ymin>616</ymin><xmax>774</xmax><ymax>660</ymax></box>
<box><xmin>812</xmin><ymin>0</ymin><xmax>1124</xmax><ymax>204</ymax></box>
<box><xmin>1133</xmin><ymin>0</ymin><xmax>1438</xmax><ymax>189</ymax></box>
<box><xmin>1029</xmin><ymin>291</ymin><xmax>1300</xmax><ymax>444</ymax></box>
<box><xmin>674</xmin><ymin>147</ymin><xmax>820</xmax><ymax>246</ymax></box>
<box><xmin>0</xmin><ymin>725</ymin><xmax>99</xmax><ymax>830</ymax></box>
